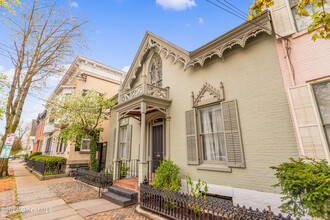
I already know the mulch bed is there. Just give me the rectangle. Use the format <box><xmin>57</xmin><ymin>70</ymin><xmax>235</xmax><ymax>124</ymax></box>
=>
<box><xmin>48</xmin><ymin>181</ymin><xmax>99</xmax><ymax>203</ymax></box>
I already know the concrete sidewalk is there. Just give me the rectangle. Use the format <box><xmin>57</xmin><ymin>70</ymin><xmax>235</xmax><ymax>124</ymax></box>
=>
<box><xmin>10</xmin><ymin>160</ymin><xmax>120</xmax><ymax>220</ymax></box>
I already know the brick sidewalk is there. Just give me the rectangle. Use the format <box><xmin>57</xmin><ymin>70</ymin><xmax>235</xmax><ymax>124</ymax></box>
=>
<box><xmin>84</xmin><ymin>204</ymin><xmax>149</xmax><ymax>220</ymax></box>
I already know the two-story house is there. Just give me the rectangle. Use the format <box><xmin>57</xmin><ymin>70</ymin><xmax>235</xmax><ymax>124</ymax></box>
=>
<box><xmin>106</xmin><ymin>12</ymin><xmax>300</xmax><ymax>213</ymax></box>
<box><xmin>44</xmin><ymin>55</ymin><xmax>126</xmax><ymax>173</ymax></box>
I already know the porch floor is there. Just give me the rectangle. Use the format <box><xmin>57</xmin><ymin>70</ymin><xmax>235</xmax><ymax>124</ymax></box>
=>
<box><xmin>113</xmin><ymin>177</ymin><xmax>139</xmax><ymax>192</ymax></box>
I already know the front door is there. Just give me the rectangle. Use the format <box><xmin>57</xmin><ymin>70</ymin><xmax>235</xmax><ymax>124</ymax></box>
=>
<box><xmin>97</xmin><ymin>142</ymin><xmax>107</xmax><ymax>172</ymax></box>
<box><xmin>152</xmin><ymin>124</ymin><xmax>163</xmax><ymax>172</ymax></box>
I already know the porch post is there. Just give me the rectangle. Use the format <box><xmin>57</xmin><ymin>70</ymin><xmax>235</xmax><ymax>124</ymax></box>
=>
<box><xmin>138</xmin><ymin>101</ymin><xmax>148</xmax><ymax>185</ymax></box>
<box><xmin>165</xmin><ymin>111</ymin><xmax>171</xmax><ymax>160</ymax></box>
<box><xmin>113</xmin><ymin>112</ymin><xmax>121</xmax><ymax>180</ymax></box>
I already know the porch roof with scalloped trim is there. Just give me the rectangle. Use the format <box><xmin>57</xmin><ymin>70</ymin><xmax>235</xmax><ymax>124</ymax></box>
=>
<box><xmin>122</xmin><ymin>11</ymin><xmax>273</xmax><ymax>90</ymax></box>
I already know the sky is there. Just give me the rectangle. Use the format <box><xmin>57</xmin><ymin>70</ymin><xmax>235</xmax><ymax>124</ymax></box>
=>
<box><xmin>0</xmin><ymin>0</ymin><xmax>253</xmax><ymax>132</ymax></box>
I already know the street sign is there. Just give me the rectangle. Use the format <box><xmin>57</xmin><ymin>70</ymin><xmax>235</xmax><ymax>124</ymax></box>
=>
<box><xmin>0</xmin><ymin>145</ymin><xmax>12</xmax><ymax>158</ymax></box>
<box><xmin>4</xmin><ymin>133</ymin><xmax>15</xmax><ymax>146</ymax></box>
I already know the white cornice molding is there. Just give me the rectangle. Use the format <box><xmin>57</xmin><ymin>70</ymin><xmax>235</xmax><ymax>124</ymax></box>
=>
<box><xmin>123</xmin><ymin>12</ymin><xmax>272</xmax><ymax>90</ymax></box>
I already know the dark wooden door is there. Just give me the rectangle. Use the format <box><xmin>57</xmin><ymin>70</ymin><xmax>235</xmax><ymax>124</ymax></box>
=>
<box><xmin>152</xmin><ymin>125</ymin><xmax>163</xmax><ymax>172</ymax></box>
<box><xmin>97</xmin><ymin>142</ymin><xmax>107</xmax><ymax>172</ymax></box>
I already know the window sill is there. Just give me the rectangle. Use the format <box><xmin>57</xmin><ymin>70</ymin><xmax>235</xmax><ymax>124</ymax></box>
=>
<box><xmin>197</xmin><ymin>164</ymin><xmax>232</xmax><ymax>173</ymax></box>
<box><xmin>79</xmin><ymin>150</ymin><xmax>90</xmax><ymax>154</ymax></box>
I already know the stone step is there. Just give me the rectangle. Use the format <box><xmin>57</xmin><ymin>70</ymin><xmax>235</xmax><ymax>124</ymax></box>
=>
<box><xmin>107</xmin><ymin>186</ymin><xmax>138</xmax><ymax>201</ymax></box>
<box><xmin>101</xmin><ymin>191</ymin><xmax>136</xmax><ymax>207</ymax></box>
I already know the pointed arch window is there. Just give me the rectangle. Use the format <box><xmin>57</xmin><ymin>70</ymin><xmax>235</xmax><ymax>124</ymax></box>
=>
<box><xmin>149</xmin><ymin>54</ymin><xmax>162</xmax><ymax>87</ymax></box>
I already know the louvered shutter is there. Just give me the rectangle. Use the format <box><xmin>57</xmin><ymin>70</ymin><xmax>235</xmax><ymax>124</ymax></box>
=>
<box><xmin>222</xmin><ymin>100</ymin><xmax>245</xmax><ymax>168</ymax></box>
<box><xmin>112</xmin><ymin>128</ymin><xmax>117</xmax><ymax>160</ymax></box>
<box><xmin>270</xmin><ymin>0</ymin><xmax>296</xmax><ymax>37</ymax></box>
<box><xmin>185</xmin><ymin>110</ymin><xmax>199</xmax><ymax>164</ymax></box>
<box><xmin>127</xmin><ymin>125</ymin><xmax>133</xmax><ymax>160</ymax></box>
<box><xmin>288</xmin><ymin>85</ymin><xmax>329</xmax><ymax>160</ymax></box>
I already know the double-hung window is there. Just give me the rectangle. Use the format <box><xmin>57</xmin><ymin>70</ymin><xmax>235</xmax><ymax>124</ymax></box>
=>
<box><xmin>313</xmin><ymin>81</ymin><xmax>330</xmax><ymax>150</ymax></box>
<box><xmin>81</xmin><ymin>139</ymin><xmax>91</xmax><ymax>151</ymax></box>
<box><xmin>290</xmin><ymin>0</ymin><xmax>330</xmax><ymax>32</ymax></box>
<box><xmin>119</xmin><ymin>126</ymin><xmax>129</xmax><ymax>159</ymax></box>
<box><xmin>198</xmin><ymin>105</ymin><xmax>226</xmax><ymax>162</ymax></box>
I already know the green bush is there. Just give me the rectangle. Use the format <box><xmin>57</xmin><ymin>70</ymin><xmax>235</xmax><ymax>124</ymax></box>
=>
<box><xmin>152</xmin><ymin>160</ymin><xmax>181</xmax><ymax>192</ymax></box>
<box><xmin>28</xmin><ymin>152</ymin><xmax>42</xmax><ymax>159</ymax></box>
<box><xmin>271</xmin><ymin>157</ymin><xmax>330</xmax><ymax>218</ymax></box>
<box><xmin>24</xmin><ymin>154</ymin><xmax>28</xmax><ymax>159</ymax></box>
<box><xmin>33</xmin><ymin>155</ymin><xmax>66</xmax><ymax>174</ymax></box>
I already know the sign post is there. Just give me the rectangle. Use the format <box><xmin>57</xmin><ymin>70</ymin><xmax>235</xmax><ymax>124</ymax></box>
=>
<box><xmin>0</xmin><ymin>133</ymin><xmax>16</xmax><ymax>175</ymax></box>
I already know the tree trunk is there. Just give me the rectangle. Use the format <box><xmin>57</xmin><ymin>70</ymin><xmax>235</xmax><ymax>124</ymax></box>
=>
<box><xmin>0</xmin><ymin>159</ymin><xmax>9</xmax><ymax>178</ymax></box>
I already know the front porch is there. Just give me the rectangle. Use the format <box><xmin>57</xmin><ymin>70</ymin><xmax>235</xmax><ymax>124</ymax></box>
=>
<box><xmin>112</xmin><ymin>76</ymin><xmax>172</xmax><ymax>185</ymax></box>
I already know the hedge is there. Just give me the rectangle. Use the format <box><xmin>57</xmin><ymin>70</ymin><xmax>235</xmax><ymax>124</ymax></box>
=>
<box><xmin>28</xmin><ymin>152</ymin><xmax>42</xmax><ymax>159</ymax></box>
<box><xmin>33</xmin><ymin>155</ymin><xmax>66</xmax><ymax>173</ymax></box>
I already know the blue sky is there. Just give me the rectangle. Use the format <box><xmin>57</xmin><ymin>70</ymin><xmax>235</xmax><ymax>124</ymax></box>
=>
<box><xmin>0</xmin><ymin>0</ymin><xmax>253</xmax><ymax>132</ymax></box>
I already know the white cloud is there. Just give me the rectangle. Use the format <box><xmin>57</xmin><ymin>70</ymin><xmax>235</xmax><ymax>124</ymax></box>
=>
<box><xmin>122</xmin><ymin>66</ymin><xmax>130</xmax><ymax>72</ymax></box>
<box><xmin>198</xmin><ymin>17</ymin><xmax>204</xmax><ymax>24</ymax></box>
<box><xmin>156</xmin><ymin>0</ymin><xmax>197</xmax><ymax>10</ymax></box>
<box><xmin>0</xmin><ymin>66</ymin><xmax>4</xmax><ymax>72</ymax></box>
<box><xmin>70</xmin><ymin>1</ymin><xmax>79</xmax><ymax>8</ymax></box>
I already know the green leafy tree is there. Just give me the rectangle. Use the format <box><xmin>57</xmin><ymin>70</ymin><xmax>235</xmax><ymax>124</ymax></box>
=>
<box><xmin>249</xmin><ymin>0</ymin><xmax>330</xmax><ymax>40</ymax></box>
<box><xmin>270</xmin><ymin>157</ymin><xmax>330</xmax><ymax>218</ymax></box>
<box><xmin>0</xmin><ymin>0</ymin><xmax>87</xmax><ymax>177</ymax></box>
<box><xmin>47</xmin><ymin>90</ymin><xmax>116</xmax><ymax>172</ymax></box>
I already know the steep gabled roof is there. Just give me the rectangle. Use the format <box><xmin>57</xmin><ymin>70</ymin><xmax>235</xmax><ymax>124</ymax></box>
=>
<box><xmin>122</xmin><ymin>12</ymin><xmax>272</xmax><ymax>90</ymax></box>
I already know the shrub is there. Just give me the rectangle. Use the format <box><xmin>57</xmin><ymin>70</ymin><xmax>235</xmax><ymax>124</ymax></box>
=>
<box><xmin>152</xmin><ymin>160</ymin><xmax>181</xmax><ymax>192</ymax></box>
<box><xmin>24</xmin><ymin>154</ymin><xmax>28</xmax><ymax>159</ymax></box>
<box><xmin>33</xmin><ymin>156</ymin><xmax>66</xmax><ymax>174</ymax></box>
<box><xmin>28</xmin><ymin>152</ymin><xmax>42</xmax><ymax>159</ymax></box>
<box><xmin>271</xmin><ymin>157</ymin><xmax>330</xmax><ymax>218</ymax></box>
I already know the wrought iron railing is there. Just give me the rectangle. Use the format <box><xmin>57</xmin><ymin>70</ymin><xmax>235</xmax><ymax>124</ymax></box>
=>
<box><xmin>26</xmin><ymin>159</ymin><xmax>33</xmax><ymax>168</ymax></box>
<box><xmin>34</xmin><ymin>161</ymin><xmax>46</xmax><ymax>175</ymax></box>
<box><xmin>140</xmin><ymin>183</ymin><xmax>300</xmax><ymax>220</ymax></box>
<box><xmin>114</xmin><ymin>159</ymin><xmax>139</xmax><ymax>180</ymax></box>
<box><xmin>75</xmin><ymin>168</ymin><xmax>113</xmax><ymax>189</ymax></box>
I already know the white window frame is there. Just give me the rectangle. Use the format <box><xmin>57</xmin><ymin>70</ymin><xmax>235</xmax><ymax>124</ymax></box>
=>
<box><xmin>81</xmin><ymin>138</ymin><xmax>91</xmax><ymax>151</ymax></box>
<box><xmin>197</xmin><ymin>103</ymin><xmax>227</xmax><ymax>165</ymax></box>
<box><xmin>119</xmin><ymin>125</ymin><xmax>129</xmax><ymax>159</ymax></box>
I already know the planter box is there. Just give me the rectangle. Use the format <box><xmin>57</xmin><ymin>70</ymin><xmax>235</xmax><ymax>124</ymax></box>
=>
<box><xmin>32</xmin><ymin>170</ymin><xmax>68</xmax><ymax>181</ymax></box>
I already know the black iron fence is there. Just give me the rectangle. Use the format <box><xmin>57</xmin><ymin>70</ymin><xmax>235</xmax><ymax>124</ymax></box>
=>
<box><xmin>26</xmin><ymin>159</ymin><xmax>33</xmax><ymax>168</ymax></box>
<box><xmin>114</xmin><ymin>159</ymin><xmax>139</xmax><ymax>180</ymax></box>
<box><xmin>75</xmin><ymin>168</ymin><xmax>112</xmax><ymax>196</ymax></box>
<box><xmin>34</xmin><ymin>161</ymin><xmax>45</xmax><ymax>175</ymax></box>
<box><xmin>140</xmin><ymin>183</ymin><xmax>299</xmax><ymax>220</ymax></box>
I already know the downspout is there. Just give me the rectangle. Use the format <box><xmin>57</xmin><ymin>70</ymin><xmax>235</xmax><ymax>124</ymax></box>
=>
<box><xmin>282</xmin><ymin>38</ymin><xmax>296</xmax><ymax>86</ymax></box>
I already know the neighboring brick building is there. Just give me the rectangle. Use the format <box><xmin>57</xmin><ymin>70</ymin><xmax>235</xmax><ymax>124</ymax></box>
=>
<box><xmin>32</xmin><ymin>110</ymin><xmax>47</xmax><ymax>153</ymax></box>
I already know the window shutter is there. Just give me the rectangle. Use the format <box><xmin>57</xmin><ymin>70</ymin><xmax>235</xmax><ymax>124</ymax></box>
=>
<box><xmin>185</xmin><ymin>110</ymin><xmax>199</xmax><ymax>164</ymax></box>
<box><xmin>270</xmin><ymin>0</ymin><xmax>296</xmax><ymax>37</ymax></box>
<box><xmin>222</xmin><ymin>100</ymin><xmax>245</xmax><ymax>168</ymax></box>
<box><xmin>127</xmin><ymin>125</ymin><xmax>133</xmax><ymax>160</ymax></box>
<box><xmin>112</xmin><ymin>128</ymin><xmax>117</xmax><ymax>160</ymax></box>
<box><xmin>288</xmin><ymin>85</ymin><xmax>329</xmax><ymax>160</ymax></box>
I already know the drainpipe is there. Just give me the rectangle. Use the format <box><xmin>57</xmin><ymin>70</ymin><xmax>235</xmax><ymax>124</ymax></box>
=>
<box><xmin>282</xmin><ymin>38</ymin><xmax>296</xmax><ymax>86</ymax></box>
